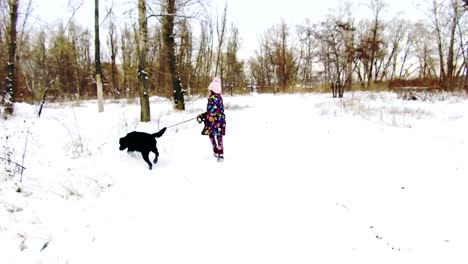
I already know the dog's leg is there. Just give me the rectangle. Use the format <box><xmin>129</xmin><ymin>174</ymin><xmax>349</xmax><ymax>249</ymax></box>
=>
<box><xmin>152</xmin><ymin>147</ymin><xmax>159</xmax><ymax>164</ymax></box>
<box><xmin>141</xmin><ymin>151</ymin><xmax>152</xmax><ymax>170</ymax></box>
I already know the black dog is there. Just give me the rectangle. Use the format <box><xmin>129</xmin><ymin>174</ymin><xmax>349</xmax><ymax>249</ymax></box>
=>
<box><xmin>119</xmin><ymin>127</ymin><xmax>167</xmax><ymax>170</ymax></box>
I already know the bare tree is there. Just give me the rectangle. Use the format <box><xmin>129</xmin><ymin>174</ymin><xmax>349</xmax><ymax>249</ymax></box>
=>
<box><xmin>274</xmin><ymin>19</ymin><xmax>297</xmax><ymax>91</ymax></box>
<box><xmin>378</xmin><ymin>18</ymin><xmax>407</xmax><ymax>82</ymax></box>
<box><xmin>254</xmin><ymin>20</ymin><xmax>297</xmax><ymax>92</ymax></box>
<box><xmin>430</xmin><ymin>0</ymin><xmax>465</xmax><ymax>90</ymax></box>
<box><xmin>214</xmin><ymin>2</ymin><xmax>227</xmax><ymax>77</ymax></box>
<box><xmin>250</xmin><ymin>34</ymin><xmax>275</xmax><ymax>91</ymax></box>
<box><xmin>29</xmin><ymin>30</ymin><xmax>49</xmax><ymax>94</ymax></box>
<box><xmin>176</xmin><ymin>18</ymin><xmax>193</xmax><ymax>95</ymax></box>
<box><xmin>198</xmin><ymin>17</ymin><xmax>215</xmax><ymax>92</ymax></box>
<box><xmin>224</xmin><ymin>23</ymin><xmax>243</xmax><ymax>95</ymax></box>
<box><xmin>146</xmin><ymin>0</ymin><xmax>208</xmax><ymax>107</ymax></box>
<box><xmin>2</xmin><ymin>0</ymin><xmax>19</xmax><ymax>118</ymax></box>
<box><xmin>0</xmin><ymin>0</ymin><xmax>33</xmax><ymax>103</ymax></box>
<box><xmin>120</xmin><ymin>23</ymin><xmax>137</xmax><ymax>97</ymax></box>
<box><xmin>392</xmin><ymin>21</ymin><xmax>417</xmax><ymax>80</ymax></box>
<box><xmin>354</xmin><ymin>0</ymin><xmax>388</xmax><ymax>88</ymax></box>
<box><xmin>0</xmin><ymin>1</ymin><xmax>5</xmax><ymax>89</ymax></box>
<box><xmin>296</xmin><ymin>19</ymin><xmax>317</xmax><ymax>88</ymax></box>
<box><xmin>160</xmin><ymin>0</ymin><xmax>186</xmax><ymax>110</ymax></box>
<box><xmin>106</xmin><ymin>6</ymin><xmax>119</xmax><ymax>99</ymax></box>
<box><xmin>315</xmin><ymin>14</ymin><xmax>355</xmax><ymax>98</ymax></box>
<box><xmin>193</xmin><ymin>18</ymin><xmax>213</xmax><ymax>94</ymax></box>
<box><xmin>412</xmin><ymin>22</ymin><xmax>437</xmax><ymax>79</ymax></box>
<box><xmin>137</xmin><ymin>0</ymin><xmax>151</xmax><ymax>121</ymax></box>
<box><xmin>458</xmin><ymin>11</ymin><xmax>467</xmax><ymax>92</ymax></box>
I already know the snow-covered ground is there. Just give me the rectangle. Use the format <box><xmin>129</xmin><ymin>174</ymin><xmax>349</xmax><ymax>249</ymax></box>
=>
<box><xmin>1</xmin><ymin>92</ymin><xmax>467</xmax><ymax>264</ymax></box>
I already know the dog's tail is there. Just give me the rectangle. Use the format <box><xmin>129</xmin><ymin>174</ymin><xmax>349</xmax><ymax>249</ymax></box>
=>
<box><xmin>153</xmin><ymin>127</ymin><xmax>167</xmax><ymax>138</ymax></box>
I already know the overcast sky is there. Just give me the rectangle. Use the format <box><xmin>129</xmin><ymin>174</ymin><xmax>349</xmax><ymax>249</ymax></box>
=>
<box><xmin>33</xmin><ymin>0</ymin><xmax>426</xmax><ymax>59</ymax></box>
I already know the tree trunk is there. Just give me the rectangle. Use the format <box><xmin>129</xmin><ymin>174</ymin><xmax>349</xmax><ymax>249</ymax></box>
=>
<box><xmin>445</xmin><ymin>0</ymin><xmax>460</xmax><ymax>91</ymax></box>
<box><xmin>3</xmin><ymin>0</ymin><xmax>19</xmax><ymax>118</ymax></box>
<box><xmin>163</xmin><ymin>0</ymin><xmax>185</xmax><ymax>110</ymax></box>
<box><xmin>95</xmin><ymin>0</ymin><xmax>104</xmax><ymax>112</ymax></box>
<box><xmin>111</xmin><ymin>50</ymin><xmax>117</xmax><ymax>99</ymax></box>
<box><xmin>214</xmin><ymin>3</ymin><xmax>227</xmax><ymax>77</ymax></box>
<box><xmin>432</xmin><ymin>0</ymin><xmax>447</xmax><ymax>87</ymax></box>
<box><xmin>464</xmin><ymin>39</ymin><xmax>468</xmax><ymax>92</ymax></box>
<box><xmin>345</xmin><ymin>27</ymin><xmax>354</xmax><ymax>94</ymax></box>
<box><xmin>108</xmin><ymin>12</ymin><xmax>119</xmax><ymax>99</ymax></box>
<box><xmin>464</xmin><ymin>63</ymin><xmax>468</xmax><ymax>93</ymax></box>
<box><xmin>138</xmin><ymin>0</ymin><xmax>151</xmax><ymax>121</ymax></box>
<box><xmin>120</xmin><ymin>24</ymin><xmax>132</xmax><ymax>97</ymax></box>
<box><xmin>367</xmin><ymin>20</ymin><xmax>378</xmax><ymax>88</ymax></box>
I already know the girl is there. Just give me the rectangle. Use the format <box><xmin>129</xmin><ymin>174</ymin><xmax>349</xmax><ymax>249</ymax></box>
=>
<box><xmin>198</xmin><ymin>77</ymin><xmax>226</xmax><ymax>161</ymax></box>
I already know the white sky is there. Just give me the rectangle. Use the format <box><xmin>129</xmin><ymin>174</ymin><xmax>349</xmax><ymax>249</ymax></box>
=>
<box><xmin>32</xmin><ymin>0</ymin><xmax>426</xmax><ymax>59</ymax></box>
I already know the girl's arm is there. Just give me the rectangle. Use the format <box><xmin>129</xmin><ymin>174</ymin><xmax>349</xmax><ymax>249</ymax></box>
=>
<box><xmin>207</xmin><ymin>96</ymin><xmax>216</xmax><ymax>113</ymax></box>
<box><xmin>206</xmin><ymin>96</ymin><xmax>219</xmax><ymax>122</ymax></box>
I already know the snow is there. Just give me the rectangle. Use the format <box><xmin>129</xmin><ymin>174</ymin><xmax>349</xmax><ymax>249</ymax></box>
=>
<box><xmin>1</xmin><ymin>92</ymin><xmax>467</xmax><ymax>264</ymax></box>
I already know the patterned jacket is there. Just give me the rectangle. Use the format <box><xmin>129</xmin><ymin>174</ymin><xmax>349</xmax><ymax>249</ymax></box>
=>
<box><xmin>201</xmin><ymin>93</ymin><xmax>226</xmax><ymax>136</ymax></box>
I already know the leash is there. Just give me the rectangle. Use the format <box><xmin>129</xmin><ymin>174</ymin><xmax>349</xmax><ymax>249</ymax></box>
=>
<box><xmin>166</xmin><ymin>117</ymin><xmax>197</xmax><ymax>128</ymax></box>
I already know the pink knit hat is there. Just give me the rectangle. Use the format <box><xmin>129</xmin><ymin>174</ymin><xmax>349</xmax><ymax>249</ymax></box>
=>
<box><xmin>208</xmin><ymin>77</ymin><xmax>222</xmax><ymax>94</ymax></box>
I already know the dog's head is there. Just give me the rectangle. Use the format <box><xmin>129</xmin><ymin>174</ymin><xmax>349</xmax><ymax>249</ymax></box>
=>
<box><xmin>119</xmin><ymin>136</ymin><xmax>128</xmax><ymax>151</ymax></box>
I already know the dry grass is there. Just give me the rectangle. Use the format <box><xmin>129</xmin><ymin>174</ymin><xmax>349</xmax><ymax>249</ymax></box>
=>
<box><xmin>315</xmin><ymin>92</ymin><xmax>435</xmax><ymax>128</ymax></box>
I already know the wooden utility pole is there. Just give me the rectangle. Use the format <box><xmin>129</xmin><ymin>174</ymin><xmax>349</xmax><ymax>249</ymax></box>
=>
<box><xmin>95</xmin><ymin>0</ymin><xmax>104</xmax><ymax>112</ymax></box>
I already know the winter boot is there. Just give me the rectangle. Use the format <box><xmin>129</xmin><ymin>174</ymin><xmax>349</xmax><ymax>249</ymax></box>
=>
<box><xmin>217</xmin><ymin>147</ymin><xmax>224</xmax><ymax>161</ymax></box>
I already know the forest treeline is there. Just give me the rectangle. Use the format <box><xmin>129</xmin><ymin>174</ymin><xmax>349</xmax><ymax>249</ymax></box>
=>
<box><xmin>1</xmin><ymin>0</ymin><xmax>467</xmax><ymax>114</ymax></box>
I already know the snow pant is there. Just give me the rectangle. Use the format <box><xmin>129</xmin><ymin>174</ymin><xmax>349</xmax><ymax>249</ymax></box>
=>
<box><xmin>209</xmin><ymin>134</ymin><xmax>224</xmax><ymax>155</ymax></box>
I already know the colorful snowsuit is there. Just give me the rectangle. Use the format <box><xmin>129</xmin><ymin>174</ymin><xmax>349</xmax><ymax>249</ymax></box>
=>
<box><xmin>201</xmin><ymin>93</ymin><xmax>226</xmax><ymax>136</ymax></box>
<box><xmin>199</xmin><ymin>91</ymin><xmax>226</xmax><ymax>158</ymax></box>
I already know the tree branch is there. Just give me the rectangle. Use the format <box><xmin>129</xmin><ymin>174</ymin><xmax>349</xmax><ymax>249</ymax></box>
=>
<box><xmin>147</xmin><ymin>13</ymin><xmax>200</xmax><ymax>21</ymax></box>
<box><xmin>64</xmin><ymin>0</ymin><xmax>84</xmax><ymax>32</ymax></box>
